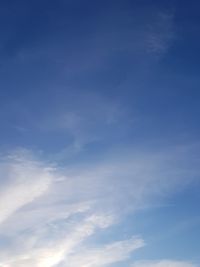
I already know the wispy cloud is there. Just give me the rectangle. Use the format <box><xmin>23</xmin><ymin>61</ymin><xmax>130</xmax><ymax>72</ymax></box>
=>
<box><xmin>145</xmin><ymin>12</ymin><xmax>175</xmax><ymax>56</ymax></box>
<box><xmin>66</xmin><ymin>237</ymin><xmax>145</xmax><ymax>267</ymax></box>
<box><xmin>0</xmin><ymin>142</ymin><xmax>199</xmax><ymax>266</ymax></box>
<box><xmin>38</xmin><ymin>94</ymin><xmax>129</xmax><ymax>154</ymax></box>
<box><xmin>0</xmin><ymin>151</ymin><xmax>53</xmax><ymax>225</ymax></box>
<box><xmin>0</xmin><ymin>214</ymin><xmax>114</xmax><ymax>267</ymax></box>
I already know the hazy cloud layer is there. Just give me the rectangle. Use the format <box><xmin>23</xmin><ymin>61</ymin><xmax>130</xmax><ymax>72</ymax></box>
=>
<box><xmin>0</xmin><ymin>143</ymin><xmax>199</xmax><ymax>267</ymax></box>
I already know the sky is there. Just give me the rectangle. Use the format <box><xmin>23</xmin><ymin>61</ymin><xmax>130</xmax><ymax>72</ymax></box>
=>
<box><xmin>0</xmin><ymin>0</ymin><xmax>200</xmax><ymax>266</ymax></box>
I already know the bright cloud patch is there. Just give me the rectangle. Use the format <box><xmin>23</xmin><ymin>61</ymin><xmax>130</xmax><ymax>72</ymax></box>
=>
<box><xmin>0</xmin><ymin>152</ymin><xmax>53</xmax><ymax>225</ymax></box>
<box><xmin>66</xmin><ymin>237</ymin><xmax>145</xmax><ymax>267</ymax></box>
<box><xmin>0</xmin><ymin>145</ymin><xmax>199</xmax><ymax>267</ymax></box>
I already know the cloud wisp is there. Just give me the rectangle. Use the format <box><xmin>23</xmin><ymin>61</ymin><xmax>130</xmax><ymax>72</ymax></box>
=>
<box><xmin>0</xmin><ymin>152</ymin><xmax>53</xmax><ymax>225</ymax></box>
<box><xmin>0</xmin><ymin>143</ymin><xmax>199</xmax><ymax>267</ymax></box>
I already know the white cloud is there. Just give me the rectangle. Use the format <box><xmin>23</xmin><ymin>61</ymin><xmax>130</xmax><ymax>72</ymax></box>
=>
<box><xmin>132</xmin><ymin>260</ymin><xmax>197</xmax><ymax>267</ymax></box>
<box><xmin>0</xmin><ymin>144</ymin><xmax>199</xmax><ymax>267</ymax></box>
<box><xmin>0</xmin><ymin>214</ymin><xmax>115</xmax><ymax>267</ymax></box>
<box><xmin>0</xmin><ymin>151</ymin><xmax>53</xmax><ymax>225</ymax></box>
<box><xmin>66</xmin><ymin>237</ymin><xmax>145</xmax><ymax>267</ymax></box>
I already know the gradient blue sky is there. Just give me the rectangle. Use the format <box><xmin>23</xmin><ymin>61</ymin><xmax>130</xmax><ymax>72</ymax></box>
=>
<box><xmin>0</xmin><ymin>0</ymin><xmax>200</xmax><ymax>266</ymax></box>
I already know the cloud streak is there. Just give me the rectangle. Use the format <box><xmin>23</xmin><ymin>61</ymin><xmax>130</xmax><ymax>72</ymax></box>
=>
<box><xmin>0</xmin><ymin>151</ymin><xmax>53</xmax><ymax>225</ymax></box>
<box><xmin>66</xmin><ymin>237</ymin><xmax>145</xmax><ymax>267</ymax></box>
<box><xmin>0</xmin><ymin>142</ymin><xmax>199</xmax><ymax>266</ymax></box>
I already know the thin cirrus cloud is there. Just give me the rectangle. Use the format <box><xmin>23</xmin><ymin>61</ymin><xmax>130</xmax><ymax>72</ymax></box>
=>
<box><xmin>0</xmin><ymin>151</ymin><xmax>53</xmax><ymax>225</ymax></box>
<box><xmin>36</xmin><ymin>93</ymin><xmax>130</xmax><ymax>156</ymax></box>
<box><xmin>0</xmin><ymin>214</ymin><xmax>115</xmax><ymax>267</ymax></box>
<box><xmin>65</xmin><ymin>237</ymin><xmax>145</xmax><ymax>267</ymax></box>
<box><xmin>144</xmin><ymin>12</ymin><xmax>175</xmax><ymax>56</ymax></box>
<box><xmin>3</xmin><ymin>7</ymin><xmax>174</xmax><ymax>79</ymax></box>
<box><xmin>0</xmin><ymin>142</ymin><xmax>199</xmax><ymax>266</ymax></box>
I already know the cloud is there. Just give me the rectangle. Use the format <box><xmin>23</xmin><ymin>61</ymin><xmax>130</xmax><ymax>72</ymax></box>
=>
<box><xmin>0</xmin><ymin>214</ymin><xmax>114</xmax><ymax>267</ymax></box>
<box><xmin>0</xmin><ymin>144</ymin><xmax>199</xmax><ymax>266</ymax></box>
<box><xmin>0</xmin><ymin>150</ymin><xmax>53</xmax><ymax>225</ymax></box>
<box><xmin>132</xmin><ymin>260</ymin><xmax>197</xmax><ymax>267</ymax></box>
<box><xmin>66</xmin><ymin>237</ymin><xmax>145</xmax><ymax>267</ymax></box>
<box><xmin>145</xmin><ymin>12</ymin><xmax>175</xmax><ymax>56</ymax></box>
<box><xmin>39</xmin><ymin>93</ymin><xmax>128</xmax><ymax>153</ymax></box>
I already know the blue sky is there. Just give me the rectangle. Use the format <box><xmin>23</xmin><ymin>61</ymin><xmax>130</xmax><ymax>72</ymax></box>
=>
<box><xmin>0</xmin><ymin>0</ymin><xmax>200</xmax><ymax>266</ymax></box>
